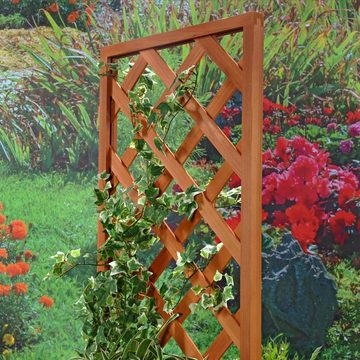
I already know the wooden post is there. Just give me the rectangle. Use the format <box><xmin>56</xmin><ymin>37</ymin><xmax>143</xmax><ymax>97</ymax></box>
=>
<box><xmin>97</xmin><ymin>54</ymin><xmax>112</xmax><ymax>272</ymax></box>
<box><xmin>240</xmin><ymin>13</ymin><xmax>264</xmax><ymax>360</ymax></box>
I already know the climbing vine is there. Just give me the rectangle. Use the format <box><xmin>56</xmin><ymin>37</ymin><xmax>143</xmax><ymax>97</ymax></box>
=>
<box><xmin>48</xmin><ymin>66</ymin><xmax>237</xmax><ymax>359</ymax></box>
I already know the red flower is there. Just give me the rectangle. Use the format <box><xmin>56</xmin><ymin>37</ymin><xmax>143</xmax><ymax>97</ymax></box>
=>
<box><xmin>6</xmin><ymin>263</ymin><xmax>22</xmax><ymax>278</ymax></box>
<box><xmin>67</xmin><ymin>10</ymin><xmax>79</xmax><ymax>23</ymax></box>
<box><xmin>39</xmin><ymin>295</ymin><xmax>54</xmax><ymax>308</ymax></box>
<box><xmin>346</xmin><ymin>110</ymin><xmax>360</xmax><ymax>124</ymax></box>
<box><xmin>223</xmin><ymin>126</ymin><xmax>231</xmax><ymax>138</ymax></box>
<box><xmin>16</xmin><ymin>261</ymin><xmax>30</xmax><ymax>275</ymax></box>
<box><xmin>285</xmin><ymin>204</ymin><xmax>320</xmax><ymax>250</ymax></box>
<box><xmin>272</xmin><ymin>211</ymin><xmax>287</xmax><ymax>228</ymax></box>
<box><xmin>215</xmin><ymin>212</ymin><xmax>240</xmax><ymax>243</ymax></box>
<box><xmin>0</xmin><ymin>262</ymin><xmax>6</xmax><ymax>274</ymax></box>
<box><xmin>316</xmin><ymin>178</ymin><xmax>331</xmax><ymax>198</ymax></box>
<box><xmin>48</xmin><ymin>2</ymin><xmax>59</xmax><ymax>12</ymax></box>
<box><xmin>329</xmin><ymin>210</ymin><xmax>356</xmax><ymax>245</ymax></box>
<box><xmin>0</xmin><ymin>284</ymin><xmax>11</xmax><ymax>296</ymax></box>
<box><xmin>9</xmin><ymin>220</ymin><xmax>27</xmax><ymax>240</ymax></box>
<box><xmin>0</xmin><ymin>249</ymin><xmax>8</xmax><ymax>259</ymax></box>
<box><xmin>12</xmin><ymin>0</ymin><xmax>20</xmax><ymax>4</ymax></box>
<box><xmin>274</xmin><ymin>137</ymin><xmax>289</xmax><ymax>162</ymax></box>
<box><xmin>323</xmin><ymin>107</ymin><xmax>333</xmax><ymax>116</ymax></box>
<box><xmin>0</xmin><ymin>214</ymin><xmax>6</xmax><ymax>224</ymax></box>
<box><xmin>24</xmin><ymin>250</ymin><xmax>34</xmax><ymax>260</ymax></box>
<box><xmin>69</xmin><ymin>0</ymin><xmax>76</xmax><ymax>4</ymax></box>
<box><xmin>12</xmin><ymin>282</ymin><xmax>27</xmax><ymax>295</ymax></box>
<box><xmin>229</xmin><ymin>173</ymin><xmax>241</xmax><ymax>189</ymax></box>
<box><xmin>289</xmin><ymin>155</ymin><xmax>318</xmax><ymax>182</ymax></box>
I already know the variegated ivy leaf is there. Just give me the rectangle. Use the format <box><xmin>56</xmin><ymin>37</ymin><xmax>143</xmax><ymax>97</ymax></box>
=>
<box><xmin>200</xmin><ymin>244</ymin><xmax>217</xmax><ymax>259</ymax></box>
<box><xmin>213</xmin><ymin>270</ymin><xmax>223</xmax><ymax>282</ymax></box>
<box><xmin>192</xmin><ymin>285</ymin><xmax>203</xmax><ymax>296</ymax></box>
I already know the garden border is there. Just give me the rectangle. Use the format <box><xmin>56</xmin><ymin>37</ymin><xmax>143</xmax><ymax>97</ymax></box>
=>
<box><xmin>98</xmin><ymin>12</ymin><xmax>263</xmax><ymax>360</ymax></box>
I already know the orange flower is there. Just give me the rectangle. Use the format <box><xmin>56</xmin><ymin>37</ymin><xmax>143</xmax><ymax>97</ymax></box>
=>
<box><xmin>0</xmin><ymin>262</ymin><xmax>6</xmax><ymax>273</ymax></box>
<box><xmin>0</xmin><ymin>248</ymin><xmax>8</xmax><ymax>259</ymax></box>
<box><xmin>6</xmin><ymin>263</ymin><xmax>22</xmax><ymax>278</ymax></box>
<box><xmin>48</xmin><ymin>2</ymin><xmax>59</xmax><ymax>12</ymax></box>
<box><xmin>12</xmin><ymin>282</ymin><xmax>27</xmax><ymax>295</ymax></box>
<box><xmin>69</xmin><ymin>0</ymin><xmax>76</xmax><ymax>4</ymax></box>
<box><xmin>9</xmin><ymin>220</ymin><xmax>27</xmax><ymax>240</ymax></box>
<box><xmin>0</xmin><ymin>214</ymin><xmax>6</xmax><ymax>224</ymax></box>
<box><xmin>0</xmin><ymin>202</ymin><xmax>3</xmax><ymax>211</ymax></box>
<box><xmin>12</xmin><ymin>0</ymin><xmax>20</xmax><ymax>4</ymax></box>
<box><xmin>16</xmin><ymin>261</ymin><xmax>30</xmax><ymax>275</ymax></box>
<box><xmin>39</xmin><ymin>295</ymin><xmax>54</xmax><ymax>308</ymax></box>
<box><xmin>23</xmin><ymin>250</ymin><xmax>33</xmax><ymax>260</ymax></box>
<box><xmin>67</xmin><ymin>10</ymin><xmax>79</xmax><ymax>23</ymax></box>
<box><xmin>0</xmin><ymin>284</ymin><xmax>11</xmax><ymax>296</ymax></box>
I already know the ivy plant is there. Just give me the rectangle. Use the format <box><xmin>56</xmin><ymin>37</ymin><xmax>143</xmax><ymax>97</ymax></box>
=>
<box><xmin>48</xmin><ymin>67</ymin><xmax>237</xmax><ymax>359</ymax></box>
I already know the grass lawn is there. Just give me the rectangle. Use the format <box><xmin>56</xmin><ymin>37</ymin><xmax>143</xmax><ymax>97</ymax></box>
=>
<box><xmin>0</xmin><ymin>164</ymin><xmax>97</xmax><ymax>359</ymax></box>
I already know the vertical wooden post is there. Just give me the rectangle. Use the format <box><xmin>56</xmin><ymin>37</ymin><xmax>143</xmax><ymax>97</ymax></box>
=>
<box><xmin>240</xmin><ymin>13</ymin><xmax>264</xmax><ymax>360</ymax></box>
<box><xmin>97</xmin><ymin>54</ymin><xmax>112</xmax><ymax>272</ymax></box>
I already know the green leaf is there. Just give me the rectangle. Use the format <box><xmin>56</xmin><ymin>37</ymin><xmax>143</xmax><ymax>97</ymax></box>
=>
<box><xmin>213</xmin><ymin>270</ymin><xmax>223</xmax><ymax>282</ymax></box>
<box><xmin>154</xmin><ymin>137</ymin><xmax>164</xmax><ymax>152</ymax></box>
<box><xmin>70</xmin><ymin>249</ymin><xmax>81</xmax><ymax>258</ymax></box>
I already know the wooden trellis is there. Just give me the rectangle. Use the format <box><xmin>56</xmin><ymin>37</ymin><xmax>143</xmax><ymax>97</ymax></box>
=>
<box><xmin>98</xmin><ymin>12</ymin><xmax>263</xmax><ymax>360</ymax></box>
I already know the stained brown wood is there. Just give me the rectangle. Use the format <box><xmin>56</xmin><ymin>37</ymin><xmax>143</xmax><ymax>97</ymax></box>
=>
<box><xmin>98</xmin><ymin>13</ymin><xmax>263</xmax><ymax>360</ymax></box>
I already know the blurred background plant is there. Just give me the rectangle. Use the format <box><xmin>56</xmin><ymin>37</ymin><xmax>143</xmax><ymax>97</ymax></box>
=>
<box><xmin>0</xmin><ymin>0</ymin><xmax>358</xmax><ymax>171</ymax></box>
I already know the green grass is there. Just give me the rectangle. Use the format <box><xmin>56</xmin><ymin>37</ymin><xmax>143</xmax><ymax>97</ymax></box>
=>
<box><xmin>0</xmin><ymin>164</ymin><xmax>97</xmax><ymax>359</ymax></box>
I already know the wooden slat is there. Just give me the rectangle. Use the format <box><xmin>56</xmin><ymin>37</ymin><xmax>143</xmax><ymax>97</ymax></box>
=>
<box><xmin>239</xmin><ymin>17</ymin><xmax>264</xmax><ymax>360</ymax></box>
<box><xmin>101</xmin><ymin>12</ymin><xmax>260</xmax><ymax>59</ymax></box>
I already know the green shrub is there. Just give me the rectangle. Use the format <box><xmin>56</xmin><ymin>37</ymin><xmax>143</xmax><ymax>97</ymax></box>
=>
<box><xmin>0</xmin><ymin>13</ymin><xmax>25</xmax><ymax>29</ymax></box>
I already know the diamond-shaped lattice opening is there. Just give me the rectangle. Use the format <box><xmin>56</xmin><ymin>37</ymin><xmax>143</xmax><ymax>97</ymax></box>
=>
<box><xmin>182</xmin><ymin>307</ymin><xmax>223</xmax><ymax>355</ymax></box>
<box><xmin>163</xmin><ymin>338</ymin><xmax>184</xmax><ymax>357</ymax></box>
<box><xmin>158</xmin><ymin>43</ymin><xmax>195</xmax><ymax>75</ymax></box>
<box><xmin>183</xmin><ymin>136</ymin><xmax>225</xmax><ymax>189</ymax></box>
<box><xmin>194</xmin><ymin>53</ymin><xmax>227</xmax><ymax>107</ymax></box>
<box><xmin>116</xmin><ymin>111</ymin><xmax>135</xmax><ymax>157</ymax></box>
<box><xmin>130</xmin><ymin>65</ymin><xmax>168</xmax><ymax>104</ymax></box>
<box><xmin>218</xmin><ymin>91</ymin><xmax>243</xmax><ymax>146</ymax></box>
<box><xmin>222</xmin><ymin>343</ymin><xmax>241</xmax><ymax>360</ymax></box>
<box><xmin>155</xmin><ymin>260</ymin><xmax>192</xmax><ymax>314</ymax></box>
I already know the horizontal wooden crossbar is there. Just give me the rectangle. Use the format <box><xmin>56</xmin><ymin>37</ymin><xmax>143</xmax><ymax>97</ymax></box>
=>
<box><xmin>100</xmin><ymin>12</ymin><xmax>262</xmax><ymax>59</ymax></box>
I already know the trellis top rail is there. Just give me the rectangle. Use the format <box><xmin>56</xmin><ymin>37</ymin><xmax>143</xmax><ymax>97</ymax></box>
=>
<box><xmin>100</xmin><ymin>12</ymin><xmax>262</xmax><ymax>59</ymax></box>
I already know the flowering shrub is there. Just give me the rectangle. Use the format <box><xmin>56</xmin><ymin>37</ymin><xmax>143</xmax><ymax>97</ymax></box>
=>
<box><xmin>261</xmin><ymin>98</ymin><xmax>360</xmax><ymax>165</ymax></box>
<box><xmin>0</xmin><ymin>202</ymin><xmax>54</xmax><ymax>356</ymax></box>
<box><xmin>0</xmin><ymin>0</ymin><xmax>97</xmax><ymax>28</ymax></box>
<box><xmin>261</xmin><ymin>136</ymin><xmax>359</xmax><ymax>253</ymax></box>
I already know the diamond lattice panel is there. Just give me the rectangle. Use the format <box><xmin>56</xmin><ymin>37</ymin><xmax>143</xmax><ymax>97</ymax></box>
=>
<box><xmin>98</xmin><ymin>13</ymin><xmax>263</xmax><ymax>360</ymax></box>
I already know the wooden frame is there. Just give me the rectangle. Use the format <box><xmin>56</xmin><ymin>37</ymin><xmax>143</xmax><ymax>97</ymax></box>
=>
<box><xmin>98</xmin><ymin>12</ymin><xmax>263</xmax><ymax>360</ymax></box>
